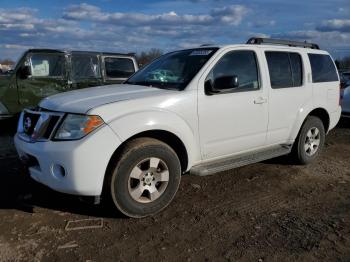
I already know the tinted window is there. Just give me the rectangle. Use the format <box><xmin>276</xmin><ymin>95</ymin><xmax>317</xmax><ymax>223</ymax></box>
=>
<box><xmin>290</xmin><ymin>53</ymin><xmax>303</xmax><ymax>86</ymax></box>
<box><xmin>266</xmin><ymin>52</ymin><xmax>303</xmax><ymax>88</ymax></box>
<box><xmin>105</xmin><ymin>57</ymin><xmax>135</xmax><ymax>78</ymax></box>
<box><xmin>308</xmin><ymin>54</ymin><xmax>338</xmax><ymax>83</ymax></box>
<box><xmin>30</xmin><ymin>54</ymin><xmax>65</xmax><ymax>77</ymax></box>
<box><xmin>206</xmin><ymin>50</ymin><xmax>259</xmax><ymax>92</ymax></box>
<box><xmin>71</xmin><ymin>55</ymin><xmax>101</xmax><ymax>80</ymax></box>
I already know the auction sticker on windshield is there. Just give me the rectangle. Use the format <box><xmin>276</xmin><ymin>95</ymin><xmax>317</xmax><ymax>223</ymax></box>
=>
<box><xmin>189</xmin><ymin>50</ymin><xmax>213</xmax><ymax>56</ymax></box>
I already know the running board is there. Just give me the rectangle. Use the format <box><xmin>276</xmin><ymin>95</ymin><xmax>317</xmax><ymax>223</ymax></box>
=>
<box><xmin>190</xmin><ymin>145</ymin><xmax>292</xmax><ymax>176</ymax></box>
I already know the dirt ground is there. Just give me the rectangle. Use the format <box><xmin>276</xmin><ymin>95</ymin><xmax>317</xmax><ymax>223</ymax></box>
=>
<box><xmin>0</xmin><ymin>118</ymin><xmax>349</xmax><ymax>262</ymax></box>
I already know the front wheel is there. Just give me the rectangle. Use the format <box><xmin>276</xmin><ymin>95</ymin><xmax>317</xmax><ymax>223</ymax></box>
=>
<box><xmin>292</xmin><ymin>116</ymin><xmax>325</xmax><ymax>165</ymax></box>
<box><xmin>107</xmin><ymin>138</ymin><xmax>181</xmax><ymax>218</ymax></box>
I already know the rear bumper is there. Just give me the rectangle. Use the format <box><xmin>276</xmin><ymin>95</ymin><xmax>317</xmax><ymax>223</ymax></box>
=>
<box><xmin>14</xmin><ymin>124</ymin><xmax>122</xmax><ymax>196</ymax></box>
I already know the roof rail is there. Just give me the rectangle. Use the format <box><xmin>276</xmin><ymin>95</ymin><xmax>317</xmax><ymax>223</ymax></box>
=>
<box><xmin>200</xmin><ymin>44</ymin><xmax>213</xmax><ymax>47</ymax></box>
<box><xmin>246</xmin><ymin>37</ymin><xmax>320</xmax><ymax>49</ymax></box>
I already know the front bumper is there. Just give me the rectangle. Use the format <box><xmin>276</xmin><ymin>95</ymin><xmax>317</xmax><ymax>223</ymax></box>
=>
<box><xmin>14</xmin><ymin>124</ymin><xmax>121</xmax><ymax>196</ymax></box>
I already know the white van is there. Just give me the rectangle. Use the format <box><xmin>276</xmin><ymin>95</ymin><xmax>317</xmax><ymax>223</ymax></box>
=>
<box><xmin>15</xmin><ymin>38</ymin><xmax>341</xmax><ymax>218</ymax></box>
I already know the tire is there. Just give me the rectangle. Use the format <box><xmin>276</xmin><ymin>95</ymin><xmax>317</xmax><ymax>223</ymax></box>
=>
<box><xmin>106</xmin><ymin>137</ymin><xmax>181</xmax><ymax>218</ymax></box>
<box><xmin>292</xmin><ymin>116</ymin><xmax>325</xmax><ymax>165</ymax></box>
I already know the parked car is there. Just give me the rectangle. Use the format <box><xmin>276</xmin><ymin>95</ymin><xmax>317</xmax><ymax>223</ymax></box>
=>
<box><xmin>15</xmin><ymin>38</ymin><xmax>341</xmax><ymax>218</ymax></box>
<box><xmin>340</xmin><ymin>71</ymin><xmax>350</xmax><ymax>89</ymax></box>
<box><xmin>0</xmin><ymin>49</ymin><xmax>138</xmax><ymax>119</ymax></box>
<box><xmin>341</xmin><ymin>85</ymin><xmax>350</xmax><ymax>118</ymax></box>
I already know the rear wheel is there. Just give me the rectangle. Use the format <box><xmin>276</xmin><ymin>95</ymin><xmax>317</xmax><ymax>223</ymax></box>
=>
<box><xmin>106</xmin><ymin>138</ymin><xmax>181</xmax><ymax>218</ymax></box>
<box><xmin>292</xmin><ymin>116</ymin><xmax>325</xmax><ymax>164</ymax></box>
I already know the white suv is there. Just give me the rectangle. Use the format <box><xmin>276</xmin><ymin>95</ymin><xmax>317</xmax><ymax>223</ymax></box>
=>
<box><xmin>15</xmin><ymin>38</ymin><xmax>341</xmax><ymax>218</ymax></box>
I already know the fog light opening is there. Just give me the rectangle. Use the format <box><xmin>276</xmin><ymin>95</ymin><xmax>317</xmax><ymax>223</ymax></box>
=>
<box><xmin>52</xmin><ymin>164</ymin><xmax>66</xmax><ymax>178</ymax></box>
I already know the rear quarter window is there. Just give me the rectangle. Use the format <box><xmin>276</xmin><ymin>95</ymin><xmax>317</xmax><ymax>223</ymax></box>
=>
<box><xmin>308</xmin><ymin>54</ymin><xmax>338</xmax><ymax>83</ymax></box>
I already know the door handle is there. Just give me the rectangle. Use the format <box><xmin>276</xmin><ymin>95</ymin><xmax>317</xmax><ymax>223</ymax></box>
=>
<box><xmin>254</xmin><ymin>97</ymin><xmax>267</xmax><ymax>104</ymax></box>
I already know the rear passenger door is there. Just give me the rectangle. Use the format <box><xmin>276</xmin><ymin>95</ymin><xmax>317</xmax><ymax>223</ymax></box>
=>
<box><xmin>264</xmin><ymin>50</ymin><xmax>312</xmax><ymax>144</ymax></box>
<box><xmin>102</xmin><ymin>56</ymin><xmax>137</xmax><ymax>84</ymax></box>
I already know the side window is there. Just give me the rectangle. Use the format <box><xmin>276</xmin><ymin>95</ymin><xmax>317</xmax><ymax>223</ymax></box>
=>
<box><xmin>30</xmin><ymin>54</ymin><xmax>65</xmax><ymax>77</ymax></box>
<box><xmin>308</xmin><ymin>54</ymin><xmax>338</xmax><ymax>83</ymax></box>
<box><xmin>206</xmin><ymin>50</ymin><xmax>260</xmax><ymax>92</ymax></box>
<box><xmin>265</xmin><ymin>51</ymin><xmax>303</xmax><ymax>89</ymax></box>
<box><xmin>290</xmin><ymin>53</ymin><xmax>303</xmax><ymax>86</ymax></box>
<box><xmin>105</xmin><ymin>57</ymin><xmax>135</xmax><ymax>78</ymax></box>
<box><xmin>71</xmin><ymin>54</ymin><xmax>101</xmax><ymax>80</ymax></box>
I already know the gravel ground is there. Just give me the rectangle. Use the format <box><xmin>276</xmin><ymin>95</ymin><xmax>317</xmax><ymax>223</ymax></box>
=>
<box><xmin>0</xmin><ymin>118</ymin><xmax>349</xmax><ymax>262</ymax></box>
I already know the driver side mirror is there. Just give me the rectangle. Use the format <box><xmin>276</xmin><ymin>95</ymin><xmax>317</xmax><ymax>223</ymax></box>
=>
<box><xmin>205</xmin><ymin>75</ymin><xmax>239</xmax><ymax>95</ymax></box>
<box><xmin>18</xmin><ymin>65</ymin><xmax>31</xmax><ymax>79</ymax></box>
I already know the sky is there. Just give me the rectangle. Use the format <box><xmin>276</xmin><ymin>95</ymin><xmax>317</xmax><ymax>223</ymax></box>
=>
<box><xmin>0</xmin><ymin>0</ymin><xmax>349</xmax><ymax>61</ymax></box>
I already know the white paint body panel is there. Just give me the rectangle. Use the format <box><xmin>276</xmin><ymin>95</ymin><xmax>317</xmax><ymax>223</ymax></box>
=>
<box><xmin>15</xmin><ymin>44</ymin><xmax>341</xmax><ymax>196</ymax></box>
<box><xmin>197</xmin><ymin>47</ymin><xmax>269</xmax><ymax>159</ymax></box>
<box><xmin>14</xmin><ymin>124</ymin><xmax>121</xmax><ymax>195</ymax></box>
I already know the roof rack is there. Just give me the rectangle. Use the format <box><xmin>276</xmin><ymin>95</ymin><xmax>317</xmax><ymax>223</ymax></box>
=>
<box><xmin>246</xmin><ymin>37</ymin><xmax>320</xmax><ymax>49</ymax></box>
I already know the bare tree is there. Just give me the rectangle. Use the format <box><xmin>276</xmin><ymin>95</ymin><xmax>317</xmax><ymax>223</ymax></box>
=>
<box><xmin>136</xmin><ymin>49</ymin><xmax>163</xmax><ymax>68</ymax></box>
<box><xmin>0</xmin><ymin>59</ymin><xmax>15</xmax><ymax>66</ymax></box>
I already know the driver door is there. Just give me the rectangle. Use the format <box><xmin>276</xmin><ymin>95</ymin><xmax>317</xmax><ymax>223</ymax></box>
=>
<box><xmin>198</xmin><ymin>48</ymin><xmax>269</xmax><ymax>159</ymax></box>
<box><xmin>17</xmin><ymin>52</ymin><xmax>68</xmax><ymax>108</ymax></box>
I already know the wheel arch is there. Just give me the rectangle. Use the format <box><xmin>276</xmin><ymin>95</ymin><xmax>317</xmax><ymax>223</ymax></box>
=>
<box><xmin>105</xmin><ymin>129</ymin><xmax>190</xmax><ymax>181</ymax></box>
<box><xmin>291</xmin><ymin>107</ymin><xmax>330</xmax><ymax>142</ymax></box>
<box><xmin>307</xmin><ymin>108</ymin><xmax>330</xmax><ymax>133</ymax></box>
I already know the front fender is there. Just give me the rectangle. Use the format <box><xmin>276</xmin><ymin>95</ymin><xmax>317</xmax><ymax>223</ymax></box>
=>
<box><xmin>106</xmin><ymin>110</ymin><xmax>200</xmax><ymax>170</ymax></box>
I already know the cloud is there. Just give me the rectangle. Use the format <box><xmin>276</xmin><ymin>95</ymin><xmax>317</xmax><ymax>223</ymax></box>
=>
<box><xmin>248</xmin><ymin>20</ymin><xmax>275</xmax><ymax>28</ymax></box>
<box><xmin>273</xmin><ymin>30</ymin><xmax>350</xmax><ymax>50</ymax></box>
<box><xmin>210</xmin><ymin>5</ymin><xmax>249</xmax><ymax>25</ymax></box>
<box><xmin>0</xmin><ymin>1</ymin><xmax>349</xmax><ymax>60</ymax></box>
<box><xmin>0</xmin><ymin>7</ymin><xmax>38</xmax><ymax>23</ymax></box>
<box><xmin>63</xmin><ymin>3</ymin><xmax>247</xmax><ymax>26</ymax></box>
<box><xmin>317</xmin><ymin>19</ymin><xmax>350</xmax><ymax>32</ymax></box>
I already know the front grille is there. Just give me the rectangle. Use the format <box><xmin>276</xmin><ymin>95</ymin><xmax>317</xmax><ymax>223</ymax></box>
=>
<box><xmin>18</xmin><ymin>109</ymin><xmax>64</xmax><ymax>142</ymax></box>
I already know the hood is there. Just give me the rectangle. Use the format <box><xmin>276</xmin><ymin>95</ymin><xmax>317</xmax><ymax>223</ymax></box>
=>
<box><xmin>40</xmin><ymin>84</ymin><xmax>174</xmax><ymax>114</ymax></box>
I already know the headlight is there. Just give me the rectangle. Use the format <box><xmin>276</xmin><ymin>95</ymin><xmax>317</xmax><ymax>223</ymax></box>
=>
<box><xmin>54</xmin><ymin>114</ymin><xmax>104</xmax><ymax>140</ymax></box>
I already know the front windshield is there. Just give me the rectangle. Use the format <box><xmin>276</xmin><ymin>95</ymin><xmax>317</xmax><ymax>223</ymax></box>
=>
<box><xmin>126</xmin><ymin>48</ymin><xmax>218</xmax><ymax>90</ymax></box>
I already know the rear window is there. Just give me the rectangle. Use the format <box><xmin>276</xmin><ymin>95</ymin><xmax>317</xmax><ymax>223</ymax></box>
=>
<box><xmin>105</xmin><ymin>57</ymin><xmax>135</xmax><ymax>78</ymax></box>
<box><xmin>265</xmin><ymin>51</ymin><xmax>303</xmax><ymax>88</ymax></box>
<box><xmin>308</xmin><ymin>54</ymin><xmax>338</xmax><ymax>83</ymax></box>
